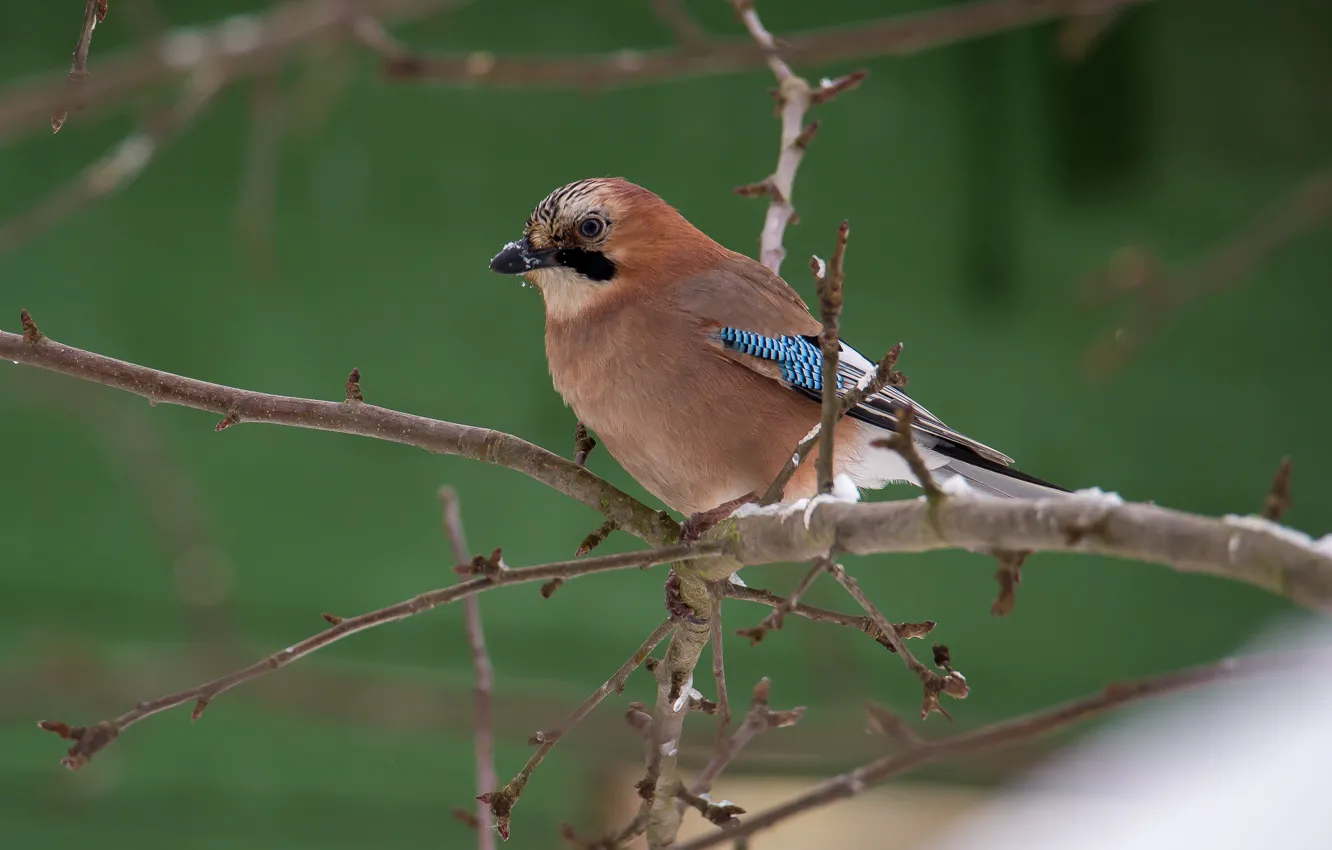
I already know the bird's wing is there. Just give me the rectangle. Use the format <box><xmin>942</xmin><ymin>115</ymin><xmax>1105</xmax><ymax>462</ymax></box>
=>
<box><xmin>673</xmin><ymin>253</ymin><xmax>1015</xmax><ymax>467</ymax></box>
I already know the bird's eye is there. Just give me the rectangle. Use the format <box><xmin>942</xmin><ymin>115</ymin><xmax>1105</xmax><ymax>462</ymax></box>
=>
<box><xmin>578</xmin><ymin>217</ymin><xmax>604</xmax><ymax>239</ymax></box>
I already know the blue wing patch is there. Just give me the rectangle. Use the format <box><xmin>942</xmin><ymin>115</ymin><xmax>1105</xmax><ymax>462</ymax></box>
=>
<box><xmin>717</xmin><ymin>329</ymin><xmax>842</xmax><ymax>392</ymax></box>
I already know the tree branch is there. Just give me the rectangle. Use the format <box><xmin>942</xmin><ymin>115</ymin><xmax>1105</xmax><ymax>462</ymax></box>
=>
<box><xmin>716</xmin><ymin>494</ymin><xmax>1332</xmax><ymax>610</ymax></box>
<box><xmin>813</xmin><ymin>222</ymin><xmax>850</xmax><ymax>494</ymax></box>
<box><xmin>669</xmin><ymin>646</ymin><xmax>1330</xmax><ymax>850</ymax></box>
<box><xmin>52</xmin><ymin>0</ymin><xmax>108</xmax><ymax>133</ymax></box>
<box><xmin>480</xmin><ymin>620</ymin><xmax>677</xmax><ymax>841</ymax></box>
<box><xmin>7</xmin><ymin>322</ymin><xmax>1331</xmax><ymax>612</ymax></box>
<box><xmin>373</xmin><ymin>0</ymin><xmax>1152</xmax><ymax>97</ymax></box>
<box><xmin>439</xmin><ymin>488</ymin><xmax>496</xmax><ymax>850</ymax></box>
<box><xmin>726</xmin><ymin>580</ymin><xmax>936</xmax><ymax>649</ymax></box>
<box><xmin>0</xmin><ymin>321</ymin><xmax>679</xmax><ymax>547</ymax></box>
<box><xmin>729</xmin><ymin>1</ymin><xmax>864</xmax><ymax>273</ymax></box>
<box><xmin>35</xmin><ymin>543</ymin><xmax>716</xmax><ymax>769</ymax></box>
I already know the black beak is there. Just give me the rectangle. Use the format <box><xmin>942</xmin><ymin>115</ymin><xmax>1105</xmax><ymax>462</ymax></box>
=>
<box><xmin>489</xmin><ymin>237</ymin><xmax>559</xmax><ymax>275</ymax></box>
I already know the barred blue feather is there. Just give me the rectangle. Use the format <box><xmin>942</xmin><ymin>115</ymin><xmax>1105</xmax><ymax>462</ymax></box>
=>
<box><xmin>717</xmin><ymin>328</ymin><xmax>842</xmax><ymax>392</ymax></box>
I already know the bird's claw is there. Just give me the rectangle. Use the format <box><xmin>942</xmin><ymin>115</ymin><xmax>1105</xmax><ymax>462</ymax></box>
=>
<box><xmin>680</xmin><ymin>492</ymin><xmax>759</xmax><ymax>543</ymax></box>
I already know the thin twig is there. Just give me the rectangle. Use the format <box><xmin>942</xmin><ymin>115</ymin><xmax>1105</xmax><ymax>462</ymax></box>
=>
<box><xmin>576</xmin><ymin>519</ymin><xmax>619</xmax><ymax>557</ymax></box>
<box><xmin>4</xmin><ymin>0</ymin><xmax>1156</xmax><ymax>143</ymax></box>
<box><xmin>1262</xmin><ymin>456</ymin><xmax>1293</xmax><ymax>522</ymax></box>
<box><xmin>729</xmin><ymin>1</ymin><xmax>865</xmax><ymax>273</ymax></box>
<box><xmin>734</xmin><ymin>561</ymin><xmax>824</xmax><ymax>644</ymax></box>
<box><xmin>726</xmin><ymin>580</ymin><xmax>936</xmax><ymax>649</ymax></box>
<box><xmin>652</xmin><ymin>0</ymin><xmax>709</xmax><ymax>49</ymax></box>
<box><xmin>36</xmin><ymin>544</ymin><xmax>715</xmax><ymax>769</ymax></box>
<box><xmin>687</xmin><ymin>677</ymin><xmax>805</xmax><ymax>801</ymax></box>
<box><xmin>52</xmin><ymin>0</ymin><xmax>108</xmax><ymax>133</ymax></box>
<box><xmin>871</xmin><ymin>404</ymin><xmax>946</xmax><ymax>505</ymax></box>
<box><xmin>479</xmin><ymin>620</ymin><xmax>677</xmax><ymax>841</ymax></box>
<box><xmin>2</xmin><ymin>73</ymin><xmax>223</xmax><ymax>254</ymax></box>
<box><xmin>439</xmin><ymin>488</ymin><xmax>496</xmax><ymax>850</ymax></box>
<box><xmin>708</xmin><ymin>583</ymin><xmax>731</xmax><ymax>750</ymax></box>
<box><xmin>0</xmin><ymin>320</ymin><xmax>680</xmax><ymax>548</ymax></box>
<box><xmin>760</xmin><ymin>343</ymin><xmax>904</xmax><ymax>504</ymax></box>
<box><xmin>670</xmin><ymin>647</ymin><xmax>1332</xmax><ymax>849</ymax></box>
<box><xmin>813</xmin><ymin>221</ymin><xmax>850</xmax><ymax>494</ymax></box>
<box><xmin>824</xmin><ymin>562</ymin><xmax>967</xmax><ymax>719</ymax></box>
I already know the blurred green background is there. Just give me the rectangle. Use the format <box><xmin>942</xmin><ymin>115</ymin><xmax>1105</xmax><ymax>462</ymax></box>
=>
<box><xmin>2</xmin><ymin>0</ymin><xmax>1330</xmax><ymax>847</ymax></box>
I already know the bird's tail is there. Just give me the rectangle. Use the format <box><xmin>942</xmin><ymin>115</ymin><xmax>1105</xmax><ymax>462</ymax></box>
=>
<box><xmin>932</xmin><ymin>456</ymin><xmax>1069</xmax><ymax>499</ymax></box>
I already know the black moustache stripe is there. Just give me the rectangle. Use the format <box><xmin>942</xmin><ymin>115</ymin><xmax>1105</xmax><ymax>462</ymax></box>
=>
<box><xmin>555</xmin><ymin>248</ymin><xmax>617</xmax><ymax>282</ymax></box>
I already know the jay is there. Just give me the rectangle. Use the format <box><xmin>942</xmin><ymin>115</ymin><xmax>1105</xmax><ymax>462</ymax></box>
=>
<box><xmin>489</xmin><ymin>177</ymin><xmax>1065</xmax><ymax>524</ymax></box>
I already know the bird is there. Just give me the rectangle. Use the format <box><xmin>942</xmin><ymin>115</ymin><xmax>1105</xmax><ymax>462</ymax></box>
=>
<box><xmin>489</xmin><ymin>177</ymin><xmax>1065</xmax><ymax>529</ymax></box>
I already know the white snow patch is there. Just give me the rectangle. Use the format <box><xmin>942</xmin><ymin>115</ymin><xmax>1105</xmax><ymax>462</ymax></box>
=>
<box><xmin>831</xmin><ymin>473</ymin><xmax>861</xmax><ymax>503</ymax></box>
<box><xmin>1223</xmin><ymin>514</ymin><xmax>1314</xmax><ymax>548</ymax></box>
<box><xmin>671</xmin><ymin>673</ymin><xmax>695</xmax><ymax>713</ymax></box>
<box><xmin>941</xmin><ymin>476</ymin><xmax>974</xmax><ymax>497</ymax></box>
<box><xmin>1316</xmin><ymin>535</ymin><xmax>1332</xmax><ymax>556</ymax></box>
<box><xmin>812</xmin><ymin>255</ymin><xmax>827</xmax><ymax>280</ymax></box>
<box><xmin>1071</xmin><ymin>487</ymin><xmax>1124</xmax><ymax>506</ymax></box>
<box><xmin>727</xmin><ymin>572</ymin><xmax>747</xmax><ymax>587</ymax></box>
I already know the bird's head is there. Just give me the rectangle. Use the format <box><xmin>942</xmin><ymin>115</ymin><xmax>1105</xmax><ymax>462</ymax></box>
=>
<box><xmin>489</xmin><ymin>177</ymin><xmax>729</xmax><ymax>321</ymax></box>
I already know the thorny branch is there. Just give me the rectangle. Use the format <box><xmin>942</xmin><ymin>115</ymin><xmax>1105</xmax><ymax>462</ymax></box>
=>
<box><xmin>670</xmin><ymin>647</ymin><xmax>1332</xmax><ymax>850</ymax></box>
<box><xmin>478</xmin><ymin>620</ymin><xmax>677</xmax><ymax>841</ymax></box>
<box><xmin>439</xmin><ymin>488</ymin><xmax>497</xmax><ymax>850</ymax></box>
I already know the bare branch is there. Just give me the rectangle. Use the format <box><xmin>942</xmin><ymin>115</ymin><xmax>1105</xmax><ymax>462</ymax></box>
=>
<box><xmin>1</xmin><ymin>73</ymin><xmax>222</xmax><ymax>254</ymax></box>
<box><xmin>576</xmin><ymin>518</ymin><xmax>619</xmax><ymax>557</ymax></box>
<box><xmin>439</xmin><ymin>488</ymin><xmax>496</xmax><ymax>850</ymax></box>
<box><xmin>734</xmin><ymin>561</ymin><xmax>824</xmax><ymax>644</ymax></box>
<box><xmin>0</xmin><ymin>322</ymin><xmax>680</xmax><ymax>547</ymax></box>
<box><xmin>715</xmin><ymin>495</ymin><xmax>1332</xmax><ymax>612</ymax></box>
<box><xmin>652</xmin><ymin>0</ymin><xmax>710</xmax><ymax>49</ymax></box>
<box><xmin>670</xmin><ymin>647</ymin><xmax>1331</xmax><ymax>850</ymax></box>
<box><xmin>480</xmin><ymin>620</ymin><xmax>677</xmax><ymax>841</ymax></box>
<box><xmin>687</xmin><ymin>677</ymin><xmax>805</xmax><ymax>801</ymax></box>
<box><xmin>813</xmin><ymin>221</ymin><xmax>850</xmax><ymax>494</ymax></box>
<box><xmin>52</xmin><ymin>0</ymin><xmax>108</xmax><ymax>133</ymax></box>
<box><xmin>7</xmin><ymin>322</ymin><xmax>1332</xmax><ymax>610</ymax></box>
<box><xmin>871</xmin><ymin>403</ymin><xmax>945</xmax><ymax>505</ymax></box>
<box><xmin>35</xmin><ymin>544</ymin><xmax>714</xmax><ymax>769</ymax></box>
<box><xmin>760</xmin><ymin>343</ymin><xmax>905</xmax><ymax>505</ymax></box>
<box><xmin>726</xmin><ymin>580</ymin><xmax>936</xmax><ymax>649</ymax></box>
<box><xmin>825</xmin><ymin>562</ymin><xmax>967</xmax><ymax>719</ymax></box>
<box><xmin>729</xmin><ymin>1</ymin><xmax>865</xmax><ymax>272</ymax></box>
<box><xmin>1262</xmin><ymin>456</ymin><xmax>1293</xmax><ymax>522</ymax></box>
<box><xmin>708</xmin><ymin>583</ymin><xmax>731</xmax><ymax>748</ymax></box>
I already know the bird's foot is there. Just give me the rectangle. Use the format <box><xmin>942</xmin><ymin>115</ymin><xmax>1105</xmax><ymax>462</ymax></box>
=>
<box><xmin>664</xmin><ymin>570</ymin><xmax>707</xmax><ymax>625</ymax></box>
<box><xmin>680</xmin><ymin>492</ymin><xmax>760</xmax><ymax>543</ymax></box>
